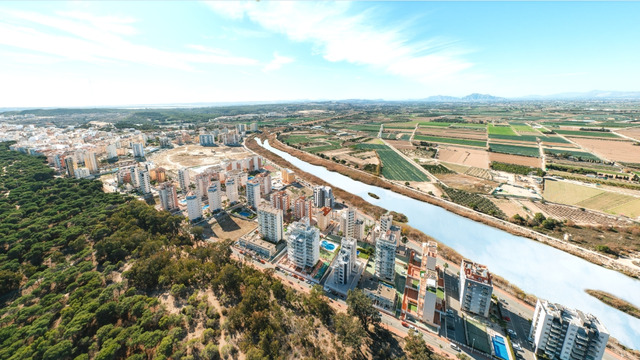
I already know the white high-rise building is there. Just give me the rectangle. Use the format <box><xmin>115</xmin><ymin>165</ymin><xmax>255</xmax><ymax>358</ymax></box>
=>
<box><xmin>129</xmin><ymin>166</ymin><xmax>140</xmax><ymax>187</ymax></box>
<box><xmin>250</xmin><ymin>122</ymin><xmax>258</xmax><ymax>132</ymax></box>
<box><xmin>84</xmin><ymin>151</ymin><xmax>99</xmax><ymax>174</ymax></box>
<box><xmin>530</xmin><ymin>300</ymin><xmax>609</xmax><ymax>360</ymax></box>
<box><xmin>158</xmin><ymin>182</ymin><xmax>179</xmax><ymax>211</ymax></box>
<box><xmin>246</xmin><ymin>179</ymin><xmax>261</xmax><ymax>209</ymax></box>
<box><xmin>186</xmin><ymin>193</ymin><xmax>202</xmax><ymax>221</ymax></box>
<box><xmin>341</xmin><ymin>208</ymin><xmax>356</xmax><ymax>239</ymax></box>
<box><xmin>138</xmin><ymin>170</ymin><xmax>151</xmax><ymax>194</ymax></box>
<box><xmin>286</xmin><ymin>219</ymin><xmax>320</xmax><ymax>269</ymax></box>
<box><xmin>74</xmin><ymin>167</ymin><xmax>91</xmax><ymax>179</ymax></box>
<box><xmin>132</xmin><ymin>143</ymin><xmax>145</xmax><ymax>158</ymax></box>
<box><xmin>226</xmin><ymin>176</ymin><xmax>239</xmax><ymax>204</ymax></box>
<box><xmin>418</xmin><ymin>242</ymin><xmax>440</xmax><ymax>325</ymax></box>
<box><xmin>313</xmin><ymin>186</ymin><xmax>335</xmax><ymax>208</ymax></box>
<box><xmin>380</xmin><ymin>214</ymin><xmax>393</xmax><ymax>233</ymax></box>
<box><xmin>178</xmin><ymin>168</ymin><xmax>191</xmax><ymax>191</ymax></box>
<box><xmin>199</xmin><ymin>134</ymin><xmax>215</xmax><ymax>146</ymax></box>
<box><xmin>64</xmin><ymin>156</ymin><xmax>77</xmax><ymax>178</ymax></box>
<box><xmin>333</xmin><ymin>237</ymin><xmax>358</xmax><ymax>285</ymax></box>
<box><xmin>257</xmin><ymin>204</ymin><xmax>283</xmax><ymax>243</ymax></box>
<box><xmin>106</xmin><ymin>144</ymin><xmax>118</xmax><ymax>159</ymax></box>
<box><xmin>374</xmin><ymin>231</ymin><xmax>397</xmax><ymax>282</ymax></box>
<box><xmin>207</xmin><ymin>181</ymin><xmax>222</xmax><ymax>212</ymax></box>
<box><xmin>195</xmin><ymin>173</ymin><xmax>210</xmax><ymax>199</ymax></box>
<box><xmin>459</xmin><ymin>259</ymin><xmax>493</xmax><ymax>318</ymax></box>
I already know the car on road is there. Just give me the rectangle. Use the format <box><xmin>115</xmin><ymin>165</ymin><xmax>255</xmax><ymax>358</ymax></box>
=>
<box><xmin>508</xmin><ymin>329</ymin><xmax>517</xmax><ymax>337</ymax></box>
<box><xmin>401</xmin><ymin>321</ymin><xmax>409</xmax><ymax>328</ymax></box>
<box><xmin>409</xmin><ymin>325</ymin><xmax>417</xmax><ymax>331</ymax></box>
<box><xmin>503</xmin><ymin>316</ymin><xmax>511</xmax><ymax>321</ymax></box>
<box><xmin>450</xmin><ymin>343</ymin><xmax>460</xmax><ymax>351</ymax></box>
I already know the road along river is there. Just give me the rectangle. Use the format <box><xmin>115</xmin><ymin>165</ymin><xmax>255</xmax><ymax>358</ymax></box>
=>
<box><xmin>258</xmin><ymin>139</ymin><xmax>640</xmax><ymax>349</ymax></box>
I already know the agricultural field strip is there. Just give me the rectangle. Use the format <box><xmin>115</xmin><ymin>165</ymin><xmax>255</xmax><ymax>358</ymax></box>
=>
<box><xmin>412</xmin><ymin>134</ymin><xmax>486</xmax><ymax>147</ymax></box>
<box><xmin>488</xmin><ymin>143</ymin><xmax>540</xmax><ymax>157</ymax></box>
<box><xmin>488</xmin><ymin>133</ymin><xmax>570</xmax><ymax>143</ymax></box>
<box><xmin>544</xmin><ymin>148</ymin><xmax>601</xmax><ymax>162</ymax></box>
<box><xmin>553</xmin><ymin>130</ymin><xmax>622</xmax><ymax>138</ymax></box>
<box><xmin>488</xmin><ymin>123</ymin><xmax>518</xmax><ymax>136</ymax></box>
<box><xmin>354</xmin><ymin>143</ymin><xmax>429</xmax><ymax>181</ymax></box>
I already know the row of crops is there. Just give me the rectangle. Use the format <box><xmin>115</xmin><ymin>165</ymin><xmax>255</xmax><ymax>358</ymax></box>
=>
<box><xmin>488</xmin><ymin>143</ymin><xmax>540</xmax><ymax>157</ymax></box>
<box><xmin>441</xmin><ymin>187</ymin><xmax>506</xmax><ymax>218</ymax></box>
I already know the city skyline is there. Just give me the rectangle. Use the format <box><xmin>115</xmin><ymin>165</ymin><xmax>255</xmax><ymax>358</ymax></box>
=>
<box><xmin>1</xmin><ymin>1</ymin><xmax>640</xmax><ymax>107</ymax></box>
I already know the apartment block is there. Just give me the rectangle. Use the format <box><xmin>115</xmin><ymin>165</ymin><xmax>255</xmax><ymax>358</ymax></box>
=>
<box><xmin>199</xmin><ymin>134</ymin><xmax>215</xmax><ymax>146</ymax></box>
<box><xmin>186</xmin><ymin>193</ymin><xmax>202</xmax><ymax>221</ymax></box>
<box><xmin>333</xmin><ymin>237</ymin><xmax>358</xmax><ymax>285</ymax></box>
<box><xmin>246</xmin><ymin>179</ymin><xmax>261</xmax><ymax>209</ymax></box>
<box><xmin>529</xmin><ymin>300</ymin><xmax>609</xmax><ymax>360</ymax></box>
<box><xmin>281</xmin><ymin>168</ymin><xmax>295</xmax><ymax>184</ymax></box>
<box><xmin>375</xmin><ymin>231</ymin><xmax>397</xmax><ymax>282</ymax></box>
<box><xmin>225</xmin><ymin>176</ymin><xmax>239</xmax><ymax>204</ymax></box>
<box><xmin>313</xmin><ymin>185</ymin><xmax>334</xmax><ymax>208</ymax></box>
<box><xmin>207</xmin><ymin>180</ymin><xmax>222</xmax><ymax>212</ymax></box>
<box><xmin>178</xmin><ymin>168</ymin><xmax>191</xmax><ymax>191</ymax></box>
<box><xmin>270</xmin><ymin>190</ymin><xmax>290</xmax><ymax>212</ymax></box>
<box><xmin>286</xmin><ymin>219</ymin><xmax>320</xmax><ymax>269</ymax></box>
<box><xmin>158</xmin><ymin>182</ymin><xmax>179</xmax><ymax>211</ymax></box>
<box><xmin>257</xmin><ymin>204</ymin><xmax>283</xmax><ymax>243</ymax></box>
<box><xmin>132</xmin><ymin>143</ymin><xmax>145</xmax><ymax>158</ymax></box>
<box><xmin>459</xmin><ymin>259</ymin><xmax>493</xmax><ymax>318</ymax></box>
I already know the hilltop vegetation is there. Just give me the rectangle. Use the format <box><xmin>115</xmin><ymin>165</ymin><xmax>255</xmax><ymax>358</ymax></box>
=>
<box><xmin>0</xmin><ymin>142</ymin><xmax>447</xmax><ymax>360</ymax></box>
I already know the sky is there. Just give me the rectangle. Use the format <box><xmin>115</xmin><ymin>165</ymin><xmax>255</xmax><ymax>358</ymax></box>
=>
<box><xmin>1</xmin><ymin>1</ymin><xmax>639</xmax><ymax>108</ymax></box>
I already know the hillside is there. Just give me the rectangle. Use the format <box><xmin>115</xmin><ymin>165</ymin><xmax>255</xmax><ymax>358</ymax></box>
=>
<box><xmin>0</xmin><ymin>142</ymin><xmax>444</xmax><ymax>360</ymax></box>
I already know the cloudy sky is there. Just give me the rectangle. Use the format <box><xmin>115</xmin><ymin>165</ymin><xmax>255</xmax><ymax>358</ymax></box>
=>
<box><xmin>1</xmin><ymin>1</ymin><xmax>639</xmax><ymax>107</ymax></box>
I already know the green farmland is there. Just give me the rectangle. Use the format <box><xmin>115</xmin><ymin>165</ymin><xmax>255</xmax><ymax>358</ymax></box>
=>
<box><xmin>553</xmin><ymin>130</ymin><xmax>621</xmax><ymax>138</ymax></box>
<box><xmin>304</xmin><ymin>141</ymin><xmax>342</xmax><ymax>153</ymax></box>
<box><xmin>488</xmin><ymin>133</ymin><xmax>570</xmax><ymax>143</ymax></box>
<box><xmin>283</xmin><ymin>134</ymin><xmax>326</xmax><ymax>144</ymax></box>
<box><xmin>413</xmin><ymin>135</ymin><xmax>486</xmax><ymax>147</ymax></box>
<box><xmin>510</xmin><ymin>123</ymin><xmax>535</xmax><ymax>132</ymax></box>
<box><xmin>355</xmin><ymin>144</ymin><xmax>429</xmax><ymax>181</ymax></box>
<box><xmin>489</xmin><ymin>143</ymin><xmax>540</xmax><ymax>157</ymax></box>
<box><xmin>488</xmin><ymin>124</ymin><xmax>518</xmax><ymax>136</ymax></box>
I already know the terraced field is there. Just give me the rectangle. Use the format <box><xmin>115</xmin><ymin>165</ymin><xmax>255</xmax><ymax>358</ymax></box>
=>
<box><xmin>489</xmin><ymin>143</ymin><xmax>540</xmax><ymax>157</ymax></box>
<box><xmin>413</xmin><ymin>135</ymin><xmax>486</xmax><ymax>147</ymax></box>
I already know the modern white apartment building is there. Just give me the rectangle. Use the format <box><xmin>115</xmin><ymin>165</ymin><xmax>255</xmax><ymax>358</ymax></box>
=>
<box><xmin>178</xmin><ymin>168</ymin><xmax>191</xmax><ymax>191</ymax></box>
<box><xmin>129</xmin><ymin>166</ymin><xmax>140</xmax><ymax>188</ymax></box>
<box><xmin>138</xmin><ymin>170</ymin><xmax>151</xmax><ymax>194</ymax></box>
<box><xmin>257</xmin><ymin>204</ymin><xmax>283</xmax><ymax>243</ymax></box>
<box><xmin>132</xmin><ymin>142</ymin><xmax>145</xmax><ymax>158</ymax></box>
<box><xmin>246</xmin><ymin>178</ymin><xmax>261</xmax><ymax>209</ymax></box>
<box><xmin>194</xmin><ymin>173</ymin><xmax>210</xmax><ymax>199</ymax></box>
<box><xmin>199</xmin><ymin>134</ymin><xmax>215</xmax><ymax>146</ymax></box>
<box><xmin>74</xmin><ymin>167</ymin><xmax>91</xmax><ymax>179</ymax></box>
<box><xmin>158</xmin><ymin>182</ymin><xmax>179</xmax><ymax>211</ymax></box>
<box><xmin>286</xmin><ymin>219</ymin><xmax>320</xmax><ymax>269</ymax></box>
<box><xmin>333</xmin><ymin>237</ymin><xmax>358</xmax><ymax>285</ymax></box>
<box><xmin>186</xmin><ymin>193</ymin><xmax>202</xmax><ymax>221</ymax></box>
<box><xmin>375</xmin><ymin>231</ymin><xmax>397</xmax><ymax>282</ymax></box>
<box><xmin>354</xmin><ymin>219</ymin><xmax>366</xmax><ymax>241</ymax></box>
<box><xmin>380</xmin><ymin>214</ymin><xmax>393</xmax><ymax>233</ymax></box>
<box><xmin>418</xmin><ymin>242</ymin><xmax>440</xmax><ymax>325</ymax></box>
<box><xmin>225</xmin><ymin>176</ymin><xmax>239</xmax><ymax>203</ymax></box>
<box><xmin>313</xmin><ymin>185</ymin><xmax>334</xmax><ymax>208</ymax></box>
<box><xmin>341</xmin><ymin>208</ymin><xmax>356</xmax><ymax>239</ymax></box>
<box><xmin>207</xmin><ymin>180</ymin><xmax>222</xmax><ymax>212</ymax></box>
<box><xmin>84</xmin><ymin>151</ymin><xmax>98</xmax><ymax>174</ymax></box>
<box><xmin>106</xmin><ymin>144</ymin><xmax>118</xmax><ymax>159</ymax></box>
<box><xmin>459</xmin><ymin>259</ymin><xmax>493</xmax><ymax>318</ymax></box>
<box><xmin>530</xmin><ymin>300</ymin><xmax>609</xmax><ymax>360</ymax></box>
<box><xmin>250</xmin><ymin>122</ymin><xmax>258</xmax><ymax>132</ymax></box>
<box><xmin>270</xmin><ymin>190</ymin><xmax>290</xmax><ymax>212</ymax></box>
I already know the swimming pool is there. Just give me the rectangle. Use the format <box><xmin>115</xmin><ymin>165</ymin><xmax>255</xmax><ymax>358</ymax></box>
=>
<box><xmin>238</xmin><ymin>210</ymin><xmax>251</xmax><ymax>217</ymax></box>
<box><xmin>321</xmin><ymin>240</ymin><xmax>337</xmax><ymax>252</ymax></box>
<box><xmin>492</xmin><ymin>335</ymin><xmax>508</xmax><ymax>360</ymax></box>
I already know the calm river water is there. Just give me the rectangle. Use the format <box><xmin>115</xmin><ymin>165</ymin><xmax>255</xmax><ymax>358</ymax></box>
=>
<box><xmin>259</xmin><ymin>139</ymin><xmax>640</xmax><ymax>349</ymax></box>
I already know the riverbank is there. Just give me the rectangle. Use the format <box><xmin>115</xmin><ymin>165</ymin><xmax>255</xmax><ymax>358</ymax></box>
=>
<box><xmin>261</xmin><ymin>132</ymin><xmax>639</xmax><ymax>280</ymax></box>
<box><xmin>246</xmin><ymin>135</ymin><xmax>640</xmax><ymax>356</ymax></box>
<box><xmin>586</xmin><ymin>289</ymin><xmax>640</xmax><ymax>320</ymax></box>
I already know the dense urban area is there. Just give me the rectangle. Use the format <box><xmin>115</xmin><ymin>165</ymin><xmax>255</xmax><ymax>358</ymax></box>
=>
<box><xmin>1</xmin><ymin>100</ymin><xmax>639</xmax><ymax>360</ymax></box>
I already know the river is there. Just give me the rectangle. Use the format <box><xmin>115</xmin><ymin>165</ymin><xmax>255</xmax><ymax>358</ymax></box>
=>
<box><xmin>258</xmin><ymin>139</ymin><xmax>640</xmax><ymax>349</ymax></box>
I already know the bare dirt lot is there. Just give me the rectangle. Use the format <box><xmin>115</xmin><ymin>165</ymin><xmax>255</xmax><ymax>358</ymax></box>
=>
<box><xmin>568</xmin><ymin>137</ymin><xmax>640</xmax><ymax>163</ymax></box>
<box><xmin>437</xmin><ymin>145</ymin><xmax>490</xmax><ymax>168</ymax></box>
<box><xmin>386</xmin><ymin>139</ymin><xmax>414</xmax><ymax>149</ymax></box>
<box><xmin>616</xmin><ymin>127</ymin><xmax>640</xmax><ymax>141</ymax></box>
<box><xmin>205</xmin><ymin>213</ymin><xmax>257</xmax><ymax>242</ymax></box>
<box><xmin>436</xmin><ymin>173</ymin><xmax>497</xmax><ymax>193</ymax></box>
<box><xmin>148</xmin><ymin>144</ymin><xmax>251</xmax><ymax>171</ymax></box>
<box><xmin>489</xmin><ymin>152</ymin><xmax>541</xmax><ymax>168</ymax></box>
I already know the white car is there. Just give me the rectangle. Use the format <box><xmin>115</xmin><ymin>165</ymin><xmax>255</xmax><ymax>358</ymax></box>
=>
<box><xmin>450</xmin><ymin>343</ymin><xmax>461</xmax><ymax>351</ymax></box>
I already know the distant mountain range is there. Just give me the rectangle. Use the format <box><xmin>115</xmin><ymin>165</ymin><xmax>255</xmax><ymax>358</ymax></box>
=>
<box><xmin>420</xmin><ymin>91</ymin><xmax>640</xmax><ymax>102</ymax></box>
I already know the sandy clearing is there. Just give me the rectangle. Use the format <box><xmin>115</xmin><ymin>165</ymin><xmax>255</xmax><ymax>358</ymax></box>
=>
<box><xmin>148</xmin><ymin>144</ymin><xmax>251</xmax><ymax>171</ymax></box>
<box><xmin>616</xmin><ymin>127</ymin><xmax>640</xmax><ymax>141</ymax></box>
<box><xmin>437</xmin><ymin>146</ymin><xmax>489</xmax><ymax>168</ymax></box>
<box><xmin>489</xmin><ymin>152</ymin><xmax>541</xmax><ymax>168</ymax></box>
<box><xmin>567</xmin><ymin>137</ymin><xmax>640</xmax><ymax>163</ymax></box>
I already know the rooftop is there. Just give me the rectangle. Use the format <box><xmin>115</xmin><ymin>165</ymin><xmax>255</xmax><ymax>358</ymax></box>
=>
<box><xmin>461</xmin><ymin>259</ymin><xmax>492</xmax><ymax>285</ymax></box>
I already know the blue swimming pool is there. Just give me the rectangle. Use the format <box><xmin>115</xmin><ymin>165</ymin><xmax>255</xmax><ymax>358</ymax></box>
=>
<box><xmin>321</xmin><ymin>240</ymin><xmax>337</xmax><ymax>252</ymax></box>
<box><xmin>203</xmin><ymin>205</ymin><xmax>209</xmax><ymax>210</ymax></box>
<box><xmin>492</xmin><ymin>336</ymin><xmax>508</xmax><ymax>360</ymax></box>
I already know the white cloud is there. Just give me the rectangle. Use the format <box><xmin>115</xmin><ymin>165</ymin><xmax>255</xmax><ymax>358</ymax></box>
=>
<box><xmin>206</xmin><ymin>2</ymin><xmax>474</xmax><ymax>83</ymax></box>
<box><xmin>0</xmin><ymin>9</ymin><xmax>259</xmax><ymax>71</ymax></box>
<box><xmin>263</xmin><ymin>52</ymin><xmax>294</xmax><ymax>72</ymax></box>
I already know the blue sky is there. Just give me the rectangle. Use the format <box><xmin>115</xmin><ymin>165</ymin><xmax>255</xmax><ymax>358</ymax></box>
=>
<box><xmin>1</xmin><ymin>1</ymin><xmax>639</xmax><ymax>107</ymax></box>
